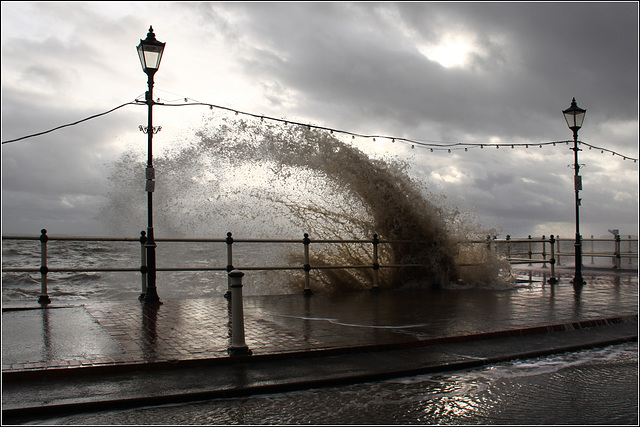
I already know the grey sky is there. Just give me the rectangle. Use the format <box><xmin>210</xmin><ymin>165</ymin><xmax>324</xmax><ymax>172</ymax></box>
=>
<box><xmin>1</xmin><ymin>2</ymin><xmax>638</xmax><ymax>238</ymax></box>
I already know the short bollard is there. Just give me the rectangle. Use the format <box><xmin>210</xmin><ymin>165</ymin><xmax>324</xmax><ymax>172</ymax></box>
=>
<box><xmin>228</xmin><ymin>271</ymin><xmax>252</xmax><ymax>356</ymax></box>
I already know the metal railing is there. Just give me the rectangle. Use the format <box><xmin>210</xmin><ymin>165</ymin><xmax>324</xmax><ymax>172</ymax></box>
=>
<box><xmin>2</xmin><ymin>229</ymin><xmax>438</xmax><ymax>304</ymax></box>
<box><xmin>2</xmin><ymin>230</ymin><xmax>637</xmax><ymax>305</ymax></box>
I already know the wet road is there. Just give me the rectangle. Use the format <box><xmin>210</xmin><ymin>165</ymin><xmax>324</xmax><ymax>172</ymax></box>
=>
<box><xmin>39</xmin><ymin>342</ymin><xmax>638</xmax><ymax>425</ymax></box>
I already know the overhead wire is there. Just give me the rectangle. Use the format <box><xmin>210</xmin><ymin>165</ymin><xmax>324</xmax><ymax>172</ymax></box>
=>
<box><xmin>1</xmin><ymin>102</ymin><xmax>138</xmax><ymax>145</ymax></box>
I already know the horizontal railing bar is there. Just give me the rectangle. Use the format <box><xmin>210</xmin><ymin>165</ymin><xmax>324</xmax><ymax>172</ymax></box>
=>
<box><xmin>2</xmin><ymin>264</ymin><xmax>442</xmax><ymax>274</ymax></box>
<box><xmin>557</xmin><ymin>252</ymin><xmax>637</xmax><ymax>258</ymax></box>
<box><xmin>1</xmin><ymin>235</ymin><xmax>429</xmax><ymax>245</ymax></box>
<box><xmin>508</xmin><ymin>259</ymin><xmax>550</xmax><ymax>264</ymax></box>
<box><xmin>1</xmin><ymin>235</ymin><xmax>142</xmax><ymax>242</ymax></box>
<box><xmin>584</xmin><ymin>252</ymin><xmax>629</xmax><ymax>256</ymax></box>
<box><xmin>2</xmin><ymin>267</ymin><xmax>140</xmax><ymax>273</ymax></box>
<box><xmin>311</xmin><ymin>240</ymin><xmax>375</xmax><ymax>244</ymax></box>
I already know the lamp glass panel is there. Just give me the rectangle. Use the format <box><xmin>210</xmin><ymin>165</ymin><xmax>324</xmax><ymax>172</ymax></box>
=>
<box><xmin>137</xmin><ymin>45</ymin><xmax>146</xmax><ymax>70</ymax></box>
<box><xmin>143</xmin><ymin>50</ymin><xmax>162</xmax><ymax>70</ymax></box>
<box><xmin>138</xmin><ymin>43</ymin><xmax>164</xmax><ymax>71</ymax></box>
<box><xmin>564</xmin><ymin>111</ymin><xmax>576</xmax><ymax>128</ymax></box>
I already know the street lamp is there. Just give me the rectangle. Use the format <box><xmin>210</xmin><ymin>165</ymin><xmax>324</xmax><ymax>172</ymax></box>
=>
<box><xmin>137</xmin><ymin>26</ymin><xmax>165</xmax><ymax>304</ymax></box>
<box><xmin>563</xmin><ymin>97</ymin><xmax>586</xmax><ymax>288</ymax></box>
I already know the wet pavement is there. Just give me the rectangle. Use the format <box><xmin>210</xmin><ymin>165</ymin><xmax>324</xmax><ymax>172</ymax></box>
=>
<box><xmin>1</xmin><ymin>267</ymin><xmax>638</xmax><ymax>423</ymax></box>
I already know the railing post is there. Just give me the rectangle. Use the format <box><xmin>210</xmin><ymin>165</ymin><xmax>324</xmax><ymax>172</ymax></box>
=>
<box><xmin>302</xmin><ymin>233</ymin><xmax>313</xmax><ymax>296</ymax></box>
<box><xmin>541</xmin><ymin>235</ymin><xmax>547</xmax><ymax>269</ymax></box>
<box><xmin>556</xmin><ymin>235</ymin><xmax>562</xmax><ymax>266</ymax></box>
<box><xmin>628</xmin><ymin>235</ymin><xmax>633</xmax><ymax>265</ymax></box>
<box><xmin>371</xmin><ymin>234</ymin><xmax>381</xmax><ymax>292</ymax></box>
<box><xmin>548</xmin><ymin>235</ymin><xmax>557</xmax><ymax>284</ymax></box>
<box><xmin>506</xmin><ymin>235</ymin><xmax>511</xmax><ymax>260</ymax></box>
<box><xmin>227</xmin><ymin>271</ymin><xmax>251</xmax><ymax>356</ymax></box>
<box><xmin>38</xmin><ymin>229</ymin><xmax>51</xmax><ymax>305</ymax></box>
<box><xmin>590</xmin><ymin>235</ymin><xmax>595</xmax><ymax>264</ymax></box>
<box><xmin>528</xmin><ymin>235</ymin><xmax>532</xmax><ymax>266</ymax></box>
<box><xmin>139</xmin><ymin>231</ymin><xmax>147</xmax><ymax>301</ymax></box>
<box><xmin>225</xmin><ymin>232</ymin><xmax>233</xmax><ymax>299</ymax></box>
<box><xmin>614</xmin><ymin>234</ymin><xmax>621</xmax><ymax>270</ymax></box>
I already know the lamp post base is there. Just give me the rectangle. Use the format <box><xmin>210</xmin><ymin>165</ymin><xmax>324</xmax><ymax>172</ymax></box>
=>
<box><xmin>571</xmin><ymin>276</ymin><xmax>586</xmax><ymax>293</ymax></box>
<box><xmin>228</xmin><ymin>346</ymin><xmax>252</xmax><ymax>356</ymax></box>
<box><xmin>143</xmin><ymin>293</ymin><xmax>162</xmax><ymax>305</ymax></box>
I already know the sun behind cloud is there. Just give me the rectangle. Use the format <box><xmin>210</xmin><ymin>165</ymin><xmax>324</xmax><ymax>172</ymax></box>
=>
<box><xmin>417</xmin><ymin>34</ymin><xmax>476</xmax><ymax>68</ymax></box>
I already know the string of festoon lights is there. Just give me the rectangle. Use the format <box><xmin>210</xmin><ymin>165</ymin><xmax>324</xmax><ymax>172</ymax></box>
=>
<box><xmin>2</xmin><ymin>95</ymin><xmax>638</xmax><ymax>163</ymax></box>
<box><xmin>156</xmin><ymin>94</ymin><xmax>639</xmax><ymax>161</ymax></box>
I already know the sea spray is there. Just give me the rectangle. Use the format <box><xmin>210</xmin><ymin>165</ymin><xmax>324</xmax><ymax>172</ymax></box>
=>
<box><xmin>102</xmin><ymin>117</ymin><xmax>509</xmax><ymax>293</ymax></box>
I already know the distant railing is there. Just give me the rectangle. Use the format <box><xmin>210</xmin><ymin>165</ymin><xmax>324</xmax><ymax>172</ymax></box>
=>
<box><xmin>2</xmin><ymin>230</ymin><xmax>637</xmax><ymax>305</ymax></box>
<box><xmin>483</xmin><ymin>234</ymin><xmax>638</xmax><ymax>271</ymax></box>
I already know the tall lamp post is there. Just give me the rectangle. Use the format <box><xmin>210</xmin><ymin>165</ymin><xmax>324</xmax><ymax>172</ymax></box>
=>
<box><xmin>563</xmin><ymin>97</ymin><xmax>586</xmax><ymax>288</ymax></box>
<box><xmin>137</xmin><ymin>26</ymin><xmax>165</xmax><ymax>304</ymax></box>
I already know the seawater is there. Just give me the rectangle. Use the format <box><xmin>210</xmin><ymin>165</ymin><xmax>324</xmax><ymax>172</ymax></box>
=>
<box><xmin>98</xmin><ymin>119</ymin><xmax>515</xmax><ymax>290</ymax></box>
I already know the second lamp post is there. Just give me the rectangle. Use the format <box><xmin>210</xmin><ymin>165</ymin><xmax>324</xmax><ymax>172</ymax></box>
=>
<box><xmin>137</xmin><ymin>26</ymin><xmax>165</xmax><ymax>304</ymax></box>
<box><xmin>563</xmin><ymin>97</ymin><xmax>586</xmax><ymax>288</ymax></box>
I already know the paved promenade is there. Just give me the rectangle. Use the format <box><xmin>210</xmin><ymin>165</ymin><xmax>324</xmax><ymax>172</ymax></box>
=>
<box><xmin>3</xmin><ymin>268</ymin><xmax>637</xmax><ymax>375</ymax></box>
<box><xmin>1</xmin><ymin>267</ymin><xmax>638</xmax><ymax>422</ymax></box>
